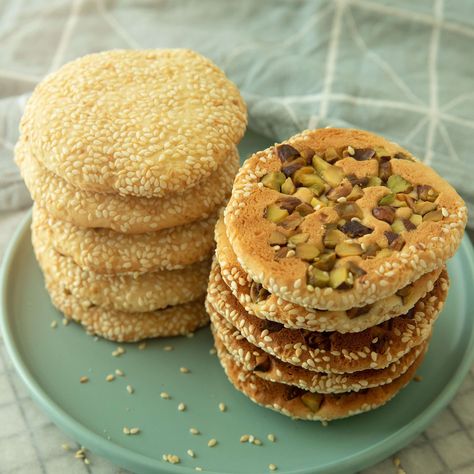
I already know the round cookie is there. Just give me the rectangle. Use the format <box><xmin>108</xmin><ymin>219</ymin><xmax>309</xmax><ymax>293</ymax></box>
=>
<box><xmin>33</xmin><ymin>223</ymin><xmax>209</xmax><ymax>313</ymax></box>
<box><xmin>47</xmin><ymin>277</ymin><xmax>208</xmax><ymax>342</ymax></box>
<box><xmin>33</xmin><ymin>205</ymin><xmax>216</xmax><ymax>274</ymax></box>
<box><xmin>215</xmin><ymin>337</ymin><xmax>426</xmax><ymax>421</ymax></box>
<box><xmin>21</xmin><ymin>49</ymin><xmax>247</xmax><ymax>198</ymax></box>
<box><xmin>210</xmin><ymin>310</ymin><xmax>427</xmax><ymax>394</ymax></box>
<box><xmin>224</xmin><ymin>128</ymin><xmax>466</xmax><ymax>310</ymax></box>
<box><xmin>215</xmin><ymin>216</ymin><xmax>442</xmax><ymax>333</ymax></box>
<box><xmin>207</xmin><ymin>260</ymin><xmax>448</xmax><ymax>373</ymax></box>
<box><xmin>16</xmin><ymin>139</ymin><xmax>239</xmax><ymax>233</ymax></box>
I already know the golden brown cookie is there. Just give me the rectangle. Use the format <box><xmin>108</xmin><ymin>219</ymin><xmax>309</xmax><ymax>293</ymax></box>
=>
<box><xmin>33</xmin><ymin>205</ymin><xmax>216</xmax><ymax>274</ymax></box>
<box><xmin>47</xmin><ymin>277</ymin><xmax>208</xmax><ymax>342</ymax></box>
<box><xmin>215</xmin><ymin>336</ymin><xmax>426</xmax><ymax>421</ymax></box>
<box><xmin>210</xmin><ymin>310</ymin><xmax>427</xmax><ymax>394</ymax></box>
<box><xmin>224</xmin><ymin>128</ymin><xmax>466</xmax><ymax>310</ymax></box>
<box><xmin>215</xmin><ymin>216</ymin><xmax>442</xmax><ymax>333</ymax></box>
<box><xmin>21</xmin><ymin>49</ymin><xmax>247</xmax><ymax>198</ymax></box>
<box><xmin>33</xmin><ymin>222</ymin><xmax>209</xmax><ymax>313</ymax></box>
<box><xmin>16</xmin><ymin>139</ymin><xmax>239</xmax><ymax>233</ymax></box>
<box><xmin>207</xmin><ymin>260</ymin><xmax>448</xmax><ymax>373</ymax></box>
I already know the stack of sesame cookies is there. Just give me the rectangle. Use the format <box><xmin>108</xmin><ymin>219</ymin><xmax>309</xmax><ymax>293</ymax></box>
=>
<box><xmin>206</xmin><ymin>128</ymin><xmax>466</xmax><ymax>421</ymax></box>
<box><xmin>15</xmin><ymin>49</ymin><xmax>247</xmax><ymax>342</ymax></box>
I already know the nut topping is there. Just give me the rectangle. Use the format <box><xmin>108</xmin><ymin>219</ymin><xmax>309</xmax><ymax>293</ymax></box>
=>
<box><xmin>335</xmin><ymin>242</ymin><xmax>364</xmax><ymax>257</ymax></box>
<box><xmin>387</xmin><ymin>175</ymin><xmax>412</xmax><ymax>193</ymax></box>
<box><xmin>276</xmin><ymin>144</ymin><xmax>300</xmax><ymax>162</ymax></box>
<box><xmin>384</xmin><ymin>230</ymin><xmax>405</xmax><ymax>250</ymax></box>
<box><xmin>300</xmin><ymin>392</ymin><xmax>323</xmax><ymax>412</ymax></box>
<box><xmin>334</xmin><ymin>202</ymin><xmax>363</xmax><ymax>220</ymax></box>
<box><xmin>423</xmin><ymin>209</ymin><xmax>443</xmax><ymax>222</ymax></box>
<box><xmin>372</xmin><ymin>206</ymin><xmax>395</xmax><ymax>223</ymax></box>
<box><xmin>295</xmin><ymin>243</ymin><xmax>320</xmax><ymax>261</ymax></box>
<box><xmin>275</xmin><ymin>196</ymin><xmax>301</xmax><ymax>213</ymax></box>
<box><xmin>353</xmin><ymin>148</ymin><xmax>376</xmax><ymax>161</ymax></box>
<box><xmin>323</xmin><ymin>227</ymin><xmax>345</xmax><ymax>248</ymax></box>
<box><xmin>288</xmin><ymin>233</ymin><xmax>310</xmax><ymax>245</ymax></box>
<box><xmin>313</xmin><ymin>251</ymin><xmax>336</xmax><ymax>271</ymax></box>
<box><xmin>265</xmin><ymin>204</ymin><xmax>288</xmax><ymax>223</ymax></box>
<box><xmin>339</xmin><ymin>220</ymin><xmax>373</xmax><ymax>238</ymax></box>
<box><xmin>281</xmin><ymin>177</ymin><xmax>296</xmax><ymax>195</ymax></box>
<box><xmin>378</xmin><ymin>157</ymin><xmax>392</xmax><ymax>181</ymax></box>
<box><xmin>416</xmin><ymin>185</ymin><xmax>439</xmax><ymax>202</ymax></box>
<box><xmin>312</xmin><ymin>155</ymin><xmax>344</xmax><ymax>187</ymax></box>
<box><xmin>281</xmin><ymin>157</ymin><xmax>306</xmax><ymax>177</ymax></box>
<box><xmin>261</xmin><ymin>172</ymin><xmax>285</xmax><ymax>191</ymax></box>
<box><xmin>268</xmin><ymin>231</ymin><xmax>287</xmax><ymax>246</ymax></box>
<box><xmin>250</xmin><ymin>281</ymin><xmax>270</xmax><ymax>303</ymax></box>
<box><xmin>307</xmin><ymin>267</ymin><xmax>330</xmax><ymax>288</ymax></box>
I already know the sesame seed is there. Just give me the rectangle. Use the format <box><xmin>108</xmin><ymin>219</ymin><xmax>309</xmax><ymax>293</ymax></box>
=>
<box><xmin>61</xmin><ymin>443</ymin><xmax>70</xmax><ymax>451</ymax></box>
<box><xmin>187</xmin><ymin>449</ymin><xmax>195</xmax><ymax>458</ymax></box>
<box><xmin>112</xmin><ymin>346</ymin><xmax>125</xmax><ymax>357</ymax></box>
<box><xmin>269</xmin><ymin>464</ymin><xmax>277</xmax><ymax>471</ymax></box>
<box><xmin>180</xmin><ymin>367</ymin><xmax>190</xmax><ymax>374</ymax></box>
<box><xmin>50</xmin><ymin>320</ymin><xmax>58</xmax><ymax>329</ymax></box>
<box><xmin>126</xmin><ymin>384</ymin><xmax>134</xmax><ymax>394</ymax></box>
<box><xmin>207</xmin><ymin>438</ymin><xmax>217</xmax><ymax>447</ymax></box>
<box><xmin>160</xmin><ymin>392</ymin><xmax>170</xmax><ymax>399</ymax></box>
<box><xmin>195</xmin><ymin>468</ymin><xmax>203</xmax><ymax>472</ymax></box>
<box><xmin>115</xmin><ymin>369</ymin><xmax>124</xmax><ymax>377</ymax></box>
<box><xmin>240</xmin><ymin>434</ymin><xmax>250</xmax><ymax>443</ymax></box>
<box><xmin>218</xmin><ymin>402</ymin><xmax>227</xmax><ymax>412</ymax></box>
<box><xmin>209</xmin><ymin>347</ymin><xmax>217</xmax><ymax>355</ymax></box>
<box><xmin>163</xmin><ymin>454</ymin><xmax>180</xmax><ymax>464</ymax></box>
<box><xmin>414</xmin><ymin>375</ymin><xmax>423</xmax><ymax>382</ymax></box>
<box><xmin>130</xmin><ymin>427</ymin><xmax>140</xmax><ymax>435</ymax></box>
<box><xmin>178</xmin><ymin>402</ymin><xmax>186</xmax><ymax>411</ymax></box>
<box><xmin>190</xmin><ymin>427</ymin><xmax>200</xmax><ymax>435</ymax></box>
<box><xmin>138</xmin><ymin>342</ymin><xmax>147</xmax><ymax>350</ymax></box>
<box><xmin>253</xmin><ymin>438</ymin><xmax>262</xmax><ymax>446</ymax></box>
<box><xmin>62</xmin><ymin>318</ymin><xmax>69</xmax><ymax>326</ymax></box>
<box><xmin>105</xmin><ymin>374</ymin><xmax>115</xmax><ymax>382</ymax></box>
<box><xmin>84</xmin><ymin>458</ymin><xmax>90</xmax><ymax>465</ymax></box>
<box><xmin>267</xmin><ymin>433</ymin><xmax>276</xmax><ymax>442</ymax></box>
<box><xmin>163</xmin><ymin>345</ymin><xmax>173</xmax><ymax>351</ymax></box>
<box><xmin>79</xmin><ymin>376</ymin><xmax>89</xmax><ymax>384</ymax></box>
<box><xmin>123</xmin><ymin>427</ymin><xmax>130</xmax><ymax>435</ymax></box>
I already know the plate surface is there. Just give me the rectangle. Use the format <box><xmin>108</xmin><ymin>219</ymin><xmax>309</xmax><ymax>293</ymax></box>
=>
<box><xmin>2</xmin><ymin>132</ymin><xmax>474</xmax><ymax>474</ymax></box>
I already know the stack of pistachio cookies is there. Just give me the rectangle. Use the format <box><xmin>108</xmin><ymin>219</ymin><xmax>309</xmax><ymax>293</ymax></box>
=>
<box><xmin>16</xmin><ymin>49</ymin><xmax>246</xmax><ymax>342</ymax></box>
<box><xmin>207</xmin><ymin>128</ymin><xmax>466</xmax><ymax>421</ymax></box>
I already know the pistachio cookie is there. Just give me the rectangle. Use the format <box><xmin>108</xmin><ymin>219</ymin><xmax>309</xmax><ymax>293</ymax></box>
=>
<box><xmin>47</xmin><ymin>277</ymin><xmax>208</xmax><ymax>342</ymax></box>
<box><xmin>215</xmin><ymin>337</ymin><xmax>426</xmax><ymax>421</ymax></box>
<box><xmin>33</xmin><ymin>224</ymin><xmax>209</xmax><ymax>313</ymax></box>
<box><xmin>207</xmin><ymin>260</ymin><xmax>448</xmax><ymax>373</ymax></box>
<box><xmin>21</xmin><ymin>49</ymin><xmax>247</xmax><ymax>198</ymax></box>
<box><xmin>224</xmin><ymin>128</ymin><xmax>466</xmax><ymax>310</ymax></box>
<box><xmin>33</xmin><ymin>205</ymin><xmax>216</xmax><ymax>274</ymax></box>
<box><xmin>215</xmin><ymin>217</ymin><xmax>442</xmax><ymax>333</ymax></box>
<box><xmin>17</xmin><ymin>140</ymin><xmax>239</xmax><ymax>233</ymax></box>
<box><xmin>210</xmin><ymin>309</ymin><xmax>427</xmax><ymax>394</ymax></box>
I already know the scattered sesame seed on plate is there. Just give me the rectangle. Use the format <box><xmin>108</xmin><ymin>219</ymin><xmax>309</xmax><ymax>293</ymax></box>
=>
<box><xmin>240</xmin><ymin>434</ymin><xmax>249</xmax><ymax>443</ymax></box>
<box><xmin>61</xmin><ymin>443</ymin><xmax>70</xmax><ymax>451</ymax></box>
<box><xmin>79</xmin><ymin>376</ymin><xmax>89</xmax><ymax>384</ymax></box>
<box><xmin>269</xmin><ymin>463</ymin><xmax>277</xmax><ymax>471</ymax></box>
<box><xmin>112</xmin><ymin>346</ymin><xmax>125</xmax><ymax>357</ymax></box>
<box><xmin>50</xmin><ymin>320</ymin><xmax>57</xmax><ymax>329</ymax></box>
<box><xmin>207</xmin><ymin>438</ymin><xmax>217</xmax><ymax>447</ymax></box>
<box><xmin>62</xmin><ymin>318</ymin><xmax>69</xmax><ymax>326</ymax></box>
<box><xmin>126</xmin><ymin>384</ymin><xmax>134</xmax><ymax>394</ymax></box>
<box><xmin>160</xmin><ymin>392</ymin><xmax>170</xmax><ymax>399</ymax></box>
<box><xmin>123</xmin><ymin>427</ymin><xmax>130</xmax><ymax>435</ymax></box>
<box><xmin>218</xmin><ymin>402</ymin><xmax>226</xmax><ymax>412</ymax></box>
<box><xmin>178</xmin><ymin>402</ymin><xmax>186</xmax><ymax>412</ymax></box>
<box><xmin>105</xmin><ymin>374</ymin><xmax>115</xmax><ymax>382</ymax></box>
<box><xmin>190</xmin><ymin>427</ymin><xmax>200</xmax><ymax>435</ymax></box>
<box><xmin>180</xmin><ymin>367</ymin><xmax>190</xmax><ymax>374</ymax></box>
<box><xmin>267</xmin><ymin>433</ymin><xmax>276</xmax><ymax>442</ymax></box>
<box><xmin>209</xmin><ymin>347</ymin><xmax>217</xmax><ymax>355</ymax></box>
<box><xmin>187</xmin><ymin>449</ymin><xmax>195</xmax><ymax>458</ymax></box>
<box><xmin>253</xmin><ymin>438</ymin><xmax>262</xmax><ymax>446</ymax></box>
<box><xmin>195</xmin><ymin>467</ymin><xmax>203</xmax><ymax>472</ymax></box>
<box><xmin>163</xmin><ymin>345</ymin><xmax>174</xmax><ymax>351</ymax></box>
<box><xmin>130</xmin><ymin>427</ymin><xmax>140</xmax><ymax>435</ymax></box>
<box><xmin>138</xmin><ymin>342</ymin><xmax>147</xmax><ymax>350</ymax></box>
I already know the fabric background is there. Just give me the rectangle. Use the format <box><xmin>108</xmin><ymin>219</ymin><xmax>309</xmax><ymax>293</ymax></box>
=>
<box><xmin>1</xmin><ymin>0</ymin><xmax>474</xmax><ymax>224</ymax></box>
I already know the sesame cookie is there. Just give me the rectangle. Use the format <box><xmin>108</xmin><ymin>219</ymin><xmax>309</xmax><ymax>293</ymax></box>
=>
<box><xmin>20</xmin><ymin>49</ymin><xmax>247</xmax><ymax>198</ymax></box>
<box><xmin>33</xmin><ymin>223</ymin><xmax>209</xmax><ymax>313</ymax></box>
<box><xmin>215</xmin><ymin>216</ymin><xmax>442</xmax><ymax>333</ymax></box>
<box><xmin>16</xmin><ymin>139</ymin><xmax>239</xmax><ymax>233</ymax></box>
<box><xmin>224</xmin><ymin>128</ymin><xmax>466</xmax><ymax>310</ymax></box>
<box><xmin>47</xmin><ymin>277</ymin><xmax>208</xmax><ymax>342</ymax></box>
<box><xmin>215</xmin><ymin>337</ymin><xmax>426</xmax><ymax>421</ymax></box>
<box><xmin>207</xmin><ymin>260</ymin><xmax>448</xmax><ymax>374</ymax></box>
<box><xmin>210</xmin><ymin>310</ymin><xmax>427</xmax><ymax>394</ymax></box>
<box><xmin>33</xmin><ymin>205</ymin><xmax>216</xmax><ymax>274</ymax></box>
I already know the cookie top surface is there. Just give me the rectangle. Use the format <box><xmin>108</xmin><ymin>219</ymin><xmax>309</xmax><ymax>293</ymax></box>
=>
<box><xmin>215</xmin><ymin>216</ymin><xmax>442</xmax><ymax>333</ymax></box>
<box><xmin>224</xmin><ymin>128</ymin><xmax>466</xmax><ymax>310</ymax></box>
<box><xmin>21</xmin><ymin>49</ymin><xmax>247</xmax><ymax>197</ymax></box>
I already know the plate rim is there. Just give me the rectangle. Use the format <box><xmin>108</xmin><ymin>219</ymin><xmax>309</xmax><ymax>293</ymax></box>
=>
<box><xmin>1</xmin><ymin>209</ymin><xmax>474</xmax><ymax>474</ymax></box>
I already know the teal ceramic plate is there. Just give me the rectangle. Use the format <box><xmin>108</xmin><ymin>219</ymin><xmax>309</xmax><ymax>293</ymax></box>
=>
<box><xmin>2</xmin><ymin>131</ymin><xmax>474</xmax><ymax>474</ymax></box>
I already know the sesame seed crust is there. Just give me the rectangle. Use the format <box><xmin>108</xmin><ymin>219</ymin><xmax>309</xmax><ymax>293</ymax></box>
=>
<box><xmin>224</xmin><ymin>128</ymin><xmax>466</xmax><ymax>310</ymax></box>
<box><xmin>16</xmin><ymin>139</ymin><xmax>239</xmax><ymax>234</ymax></box>
<box><xmin>207</xmin><ymin>260</ymin><xmax>448</xmax><ymax>374</ymax></box>
<box><xmin>215</xmin><ymin>216</ymin><xmax>442</xmax><ymax>333</ymax></box>
<box><xmin>33</xmin><ymin>205</ymin><xmax>216</xmax><ymax>274</ymax></box>
<box><xmin>32</xmin><ymin>222</ymin><xmax>209</xmax><ymax>313</ymax></box>
<box><xmin>20</xmin><ymin>49</ymin><xmax>247</xmax><ymax>198</ymax></box>
<box><xmin>215</xmin><ymin>336</ymin><xmax>426</xmax><ymax>421</ymax></box>
<box><xmin>210</xmin><ymin>316</ymin><xmax>426</xmax><ymax>394</ymax></box>
<box><xmin>46</xmin><ymin>279</ymin><xmax>208</xmax><ymax>342</ymax></box>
